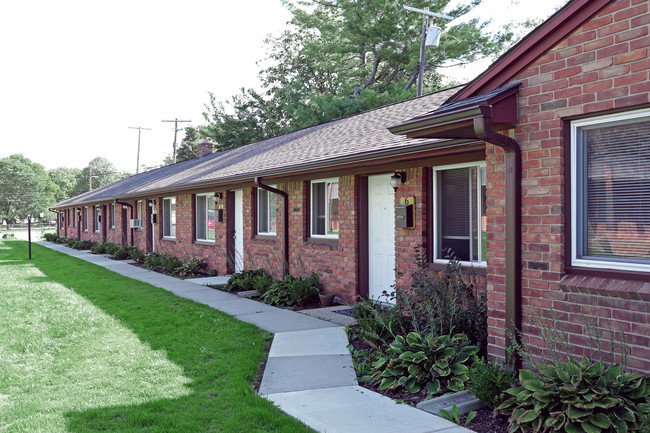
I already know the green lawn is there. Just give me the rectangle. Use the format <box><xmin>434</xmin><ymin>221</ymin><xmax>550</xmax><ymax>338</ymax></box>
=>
<box><xmin>0</xmin><ymin>241</ymin><xmax>314</xmax><ymax>433</ymax></box>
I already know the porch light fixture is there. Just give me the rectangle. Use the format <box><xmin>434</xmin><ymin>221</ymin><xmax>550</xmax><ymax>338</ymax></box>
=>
<box><xmin>214</xmin><ymin>192</ymin><xmax>223</xmax><ymax>205</ymax></box>
<box><xmin>390</xmin><ymin>172</ymin><xmax>407</xmax><ymax>192</ymax></box>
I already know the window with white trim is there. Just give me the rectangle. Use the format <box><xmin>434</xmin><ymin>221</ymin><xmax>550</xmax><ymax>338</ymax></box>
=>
<box><xmin>83</xmin><ymin>207</ymin><xmax>88</xmax><ymax>232</ymax></box>
<box><xmin>163</xmin><ymin>197</ymin><xmax>176</xmax><ymax>238</ymax></box>
<box><xmin>94</xmin><ymin>206</ymin><xmax>101</xmax><ymax>232</ymax></box>
<box><xmin>311</xmin><ymin>178</ymin><xmax>339</xmax><ymax>238</ymax></box>
<box><xmin>110</xmin><ymin>204</ymin><xmax>115</xmax><ymax>228</ymax></box>
<box><xmin>196</xmin><ymin>193</ymin><xmax>215</xmax><ymax>241</ymax></box>
<box><xmin>571</xmin><ymin>109</ymin><xmax>650</xmax><ymax>271</ymax></box>
<box><xmin>257</xmin><ymin>187</ymin><xmax>277</xmax><ymax>235</ymax></box>
<box><xmin>433</xmin><ymin>162</ymin><xmax>487</xmax><ymax>265</ymax></box>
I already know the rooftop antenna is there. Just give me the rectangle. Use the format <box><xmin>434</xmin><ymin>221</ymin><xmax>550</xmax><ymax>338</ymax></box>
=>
<box><xmin>161</xmin><ymin>118</ymin><xmax>191</xmax><ymax>163</ymax></box>
<box><xmin>403</xmin><ymin>5</ymin><xmax>454</xmax><ymax>97</ymax></box>
<box><xmin>128</xmin><ymin>126</ymin><xmax>151</xmax><ymax>174</ymax></box>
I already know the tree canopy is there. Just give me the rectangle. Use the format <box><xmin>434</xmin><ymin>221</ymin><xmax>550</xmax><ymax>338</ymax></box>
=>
<box><xmin>49</xmin><ymin>167</ymin><xmax>82</xmax><ymax>203</ymax></box>
<box><xmin>0</xmin><ymin>154</ymin><xmax>57</xmax><ymax>224</ymax></box>
<box><xmin>75</xmin><ymin>157</ymin><xmax>125</xmax><ymax>194</ymax></box>
<box><xmin>200</xmin><ymin>0</ymin><xmax>516</xmax><ymax>151</ymax></box>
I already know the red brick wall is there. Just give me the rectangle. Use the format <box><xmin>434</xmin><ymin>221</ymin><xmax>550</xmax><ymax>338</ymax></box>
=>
<box><xmin>487</xmin><ymin>0</ymin><xmax>650</xmax><ymax>372</ymax></box>
<box><xmin>155</xmin><ymin>193</ymin><xmax>230</xmax><ymax>275</ymax></box>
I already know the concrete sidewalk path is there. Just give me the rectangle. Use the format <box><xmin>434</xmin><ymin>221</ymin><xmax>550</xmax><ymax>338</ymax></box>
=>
<box><xmin>37</xmin><ymin>241</ymin><xmax>474</xmax><ymax>433</ymax></box>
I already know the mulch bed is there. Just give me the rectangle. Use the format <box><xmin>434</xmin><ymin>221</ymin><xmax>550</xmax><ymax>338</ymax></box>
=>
<box><xmin>347</xmin><ymin>332</ymin><xmax>509</xmax><ymax>433</ymax></box>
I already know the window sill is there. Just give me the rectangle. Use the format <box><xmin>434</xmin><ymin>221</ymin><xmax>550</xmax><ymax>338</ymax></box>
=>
<box><xmin>429</xmin><ymin>261</ymin><xmax>487</xmax><ymax>276</ymax></box>
<box><xmin>563</xmin><ymin>267</ymin><xmax>650</xmax><ymax>301</ymax></box>
<box><xmin>305</xmin><ymin>238</ymin><xmax>339</xmax><ymax>249</ymax></box>
<box><xmin>254</xmin><ymin>235</ymin><xmax>277</xmax><ymax>242</ymax></box>
<box><xmin>194</xmin><ymin>240</ymin><xmax>215</xmax><ymax>246</ymax></box>
<box><xmin>161</xmin><ymin>237</ymin><xmax>176</xmax><ymax>242</ymax></box>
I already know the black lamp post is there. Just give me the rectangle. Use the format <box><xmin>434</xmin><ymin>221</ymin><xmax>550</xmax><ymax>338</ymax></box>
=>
<box><xmin>27</xmin><ymin>212</ymin><xmax>32</xmax><ymax>260</ymax></box>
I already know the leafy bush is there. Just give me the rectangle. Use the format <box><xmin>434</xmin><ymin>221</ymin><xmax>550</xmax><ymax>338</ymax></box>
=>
<box><xmin>103</xmin><ymin>242</ymin><xmax>119</xmax><ymax>255</ymax></box>
<box><xmin>111</xmin><ymin>247</ymin><xmax>130</xmax><ymax>260</ymax></box>
<box><xmin>90</xmin><ymin>243</ymin><xmax>107</xmax><ymax>254</ymax></box>
<box><xmin>66</xmin><ymin>238</ymin><xmax>76</xmax><ymax>247</ymax></box>
<box><xmin>144</xmin><ymin>252</ymin><xmax>163</xmax><ymax>269</ymax></box>
<box><xmin>370</xmin><ymin>332</ymin><xmax>478</xmax><ymax>395</ymax></box>
<box><xmin>468</xmin><ymin>356</ymin><xmax>516</xmax><ymax>408</ymax></box>
<box><xmin>161</xmin><ymin>254</ymin><xmax>182</xmax><ymax>274</ymax></box>
<box><xmin>2</xmin><ymin>233</ymin><xmax>15</xmax><ymax>239</ymax></box>
<box><xmin>252</xmin><ymin>272</ymin><xmax>274</xmax><ymax>294</ymax></box>
<box><xmin>55</xmin><ymin>236</ymin><xmax>68</xmax><ymax>244</ymax></box>
<box><xmin>352</xmin><ymin>298</ymin><xmax>408</xmax><ymax>350</ymax></box>
<box><xmin>127</xmin><ymin>246</ymin><xmax>145</xmax><ymax>263</ymax></box>
<box><xmin>498</xmin><ymin>357</ymin><xmax>650</xmax><ymax>433</ymax></box>
<box><xmin>70</xmin><ymin>240</ymin><xmax>93</xmax><ymax>250</ymax></box>
<box><xmin>399</xmin><ymin>249</ymin><xmax>488</xmax><ymax>356</ymax></box>
<box><xmin>175</xmin><ymin>257</ymin><xmax>207</xmax><ymax>278</ymax></box>
<box><xmin>43</xmin><ymin>233</ymin><xmax>59</xmax><ymax>242</ymax></box>
<box><xmin>259</xmin><ymin>272</ymin><xmax>320</xmax><ymax>307</ymax></box>
<box><xmin>223</xmin><ymin>269</ymin><xmax>272</xmax><ymax>292</ymax></box>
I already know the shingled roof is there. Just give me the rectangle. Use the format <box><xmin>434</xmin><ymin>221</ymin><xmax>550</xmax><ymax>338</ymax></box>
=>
<box><xmin>53</xmin><ymin>86</ymin><xmax>461</xmax><ymax>208</ymax></box>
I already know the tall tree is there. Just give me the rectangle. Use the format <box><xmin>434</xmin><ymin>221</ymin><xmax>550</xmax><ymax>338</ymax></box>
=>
<box><xmin>162</xmin><ymin>127</ymin><xmax>207</xmax><ymax>165</ymax></box>
<box><xmin>48</xmin><ymin>167</ymin><xmax>82</xmax><ymax>203</ymax></box>
<box><xmin>202</xmin><ymin>0</ymin><xmax>515</xmax><ymax>147</ymax></box>
<box><xmin>75</xmin><ymin>157</ymin><xmax>124</xmax><ymax>194</ymax></box>
<box><xmin>0</xmin><ymin>154</ymin><xmax>57</xmax><ymax>225</ymax></box>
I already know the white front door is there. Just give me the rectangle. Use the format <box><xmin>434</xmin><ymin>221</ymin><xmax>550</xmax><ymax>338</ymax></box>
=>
<box><xmin>234</xmin><ymin>190</ymin><xmax>244</xmax><ymax>273</ymax></box>
<box><xmin>368</xmin><ymin>174</ymin><xmax>396</xmax><ymax>301</ymax></box>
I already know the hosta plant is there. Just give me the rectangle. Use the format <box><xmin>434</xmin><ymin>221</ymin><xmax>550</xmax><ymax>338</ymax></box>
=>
<box><xmin>370</xmin><ymin>332</ymin><xmax>478</xmax><ymax>395</ymax></box>
<box><xmin>498</xmin><ymin>357</ymin><xmax>650</xmax><ymax>433</ymax></box>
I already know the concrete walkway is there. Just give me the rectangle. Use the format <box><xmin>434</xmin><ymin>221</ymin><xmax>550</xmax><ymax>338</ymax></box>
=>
<box><xmin>37</xmin><ymin>242</ymin><xmax>473</xmax><ymax>433</ymax></box>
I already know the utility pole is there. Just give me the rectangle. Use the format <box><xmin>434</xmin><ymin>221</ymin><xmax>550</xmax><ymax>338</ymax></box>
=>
<box><xmin>128</xmin><ymin>126</ymin><xmax>151</xmax><ymax>174</ymax></box>
<box><xmin>87</xmin><ymin>165</ymin><xmax>99</xmax><ymax>192</ymax></box>
<box><xmin>403</xmin><ymin>5</ymin><xmax>454</xmax><ymax>96</ymax></box>
<box><xmin>161</xmin><ymin>118</ymin><xmax>191</xmax><ymax>164</ymax></box>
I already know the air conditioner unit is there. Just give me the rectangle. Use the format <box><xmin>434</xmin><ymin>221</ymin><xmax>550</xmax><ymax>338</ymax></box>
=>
<box><xmin>130</xmin><ymin>218</ymin><xmax>142</xmax><ymax>229</ymax></box>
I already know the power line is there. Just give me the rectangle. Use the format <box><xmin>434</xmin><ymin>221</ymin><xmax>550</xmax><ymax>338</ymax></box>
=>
<box><xmin>162</xmin><ymin>118</ymin><xmax>191</xmax><ymax>164</ymax></box>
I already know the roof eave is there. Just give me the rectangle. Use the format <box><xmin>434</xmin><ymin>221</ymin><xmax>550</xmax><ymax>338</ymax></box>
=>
<box><xmin>389</xmin><ymin>85</ymin><xmax>520</xmax><ymax>140</ymax></box>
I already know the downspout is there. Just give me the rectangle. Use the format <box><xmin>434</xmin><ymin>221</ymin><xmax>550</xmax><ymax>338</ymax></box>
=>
<box><xmin>473</xmin><ymin>105</ymin><xmax>522</xmax><ymax>370</ymax></box>
<box><xmin>114</xmin><ymin>199</ymin><xmax>134</xmax><ymax>247</ymax></box>
<box><xmin>254</xmin><ymin>177</ymin><xmax>289</xmax><ymax>278</ymax></box>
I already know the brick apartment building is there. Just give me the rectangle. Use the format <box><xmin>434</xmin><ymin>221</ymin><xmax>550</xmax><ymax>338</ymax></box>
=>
<box><xmin>53</xmin><ymin>0</ymin><xmax>650</xmax><ymax>372</ymax></box>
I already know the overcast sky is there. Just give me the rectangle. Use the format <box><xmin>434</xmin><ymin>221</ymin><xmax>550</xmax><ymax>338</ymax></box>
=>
<box><xmin>1</xmin><ymin>0</ymin><xmax>567</xmax><ymax>174</ymax></box>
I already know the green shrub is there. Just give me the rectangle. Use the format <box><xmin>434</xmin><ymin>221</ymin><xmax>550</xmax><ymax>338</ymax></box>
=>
<box><xmin>144</xmin><ymin>252</ymin><xmax>163</xmax><ymax>270</ymax></box>
<box><xmin>2</xmin><ymin>233</ymin><xmax>15</xmax><ymax>239</ymax></box>
<box><xmin>161</xmin><ymin>253</ymin><xmax>182</xmax><ymax>274</ymax></box>
<box><xmin>223</xmin><ymin>269</ymin><xmax>271</xmax><ymax>292</ymax></box>
<box><xmin>175</xmin><ymin>257</ymin><xmax>207</xmax><ymax>278</ymax></box>
<box><xmin>127</xmin><ymin>246</ymin><xmax>145</xmax><ymax>263</ymax></box>
<box><xmin>70</xmin><ymin>240</ymin><xmax>93</xmax><ymax>250</ymax></box>
<box><xmin>498</xmin><ymin>357</ymin><xmax>650</xmax><ymax>433</ymax></box>
<box><xmin>112</xmin><ymin>247</ymin><xmax>129</xmax><ymax>260</ymax></box>
<box><xmin>352</xmin><ymin>298</ymin><xmax>407</xmax><ymax>350</ymax></box>
<box><xmin>370</xmin><ymin>332</ymin><xmax>478</xmax><ymax>395</ymax></box>
<box><xmin>252</xmin><ymin>272</ymin><xmax>274</xmax><ymax>294</ymax></box>
<box><xmin>66</xmin><ymin>238</ymin><xmax>76</xmax><ymax>247</ymax></box>
<box><xmin>399</xmin><ymin>249</ymin><xmax>488</xmax><ymax>356</ymax></box>
<box><xmin>468</xmin><ymin>356</ymin><xmax>516</xmax><ymax>408</ymax></box>
<box><xmin>259</xmin><ymin>272</ymin><xmax>320</xmax><ymax>307</ymax></box>
<box><xmin>103</xmin><ymin>242</ymin><xmax>119</xmax><ymax>255</ymax></box>
<box><xmin>55</xmin><ymin>236</ymin><xmax>68</xmax><ymax>244</ymax></box>
<box><xmin>43</xmin><ymin>233</ymin><xmax>59</xmax><ymax>242</ymax></box>
<box><xmin>90</xmin><ymin>243</ymin><xmax>107</xmax><ymax>254</ymax></box>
